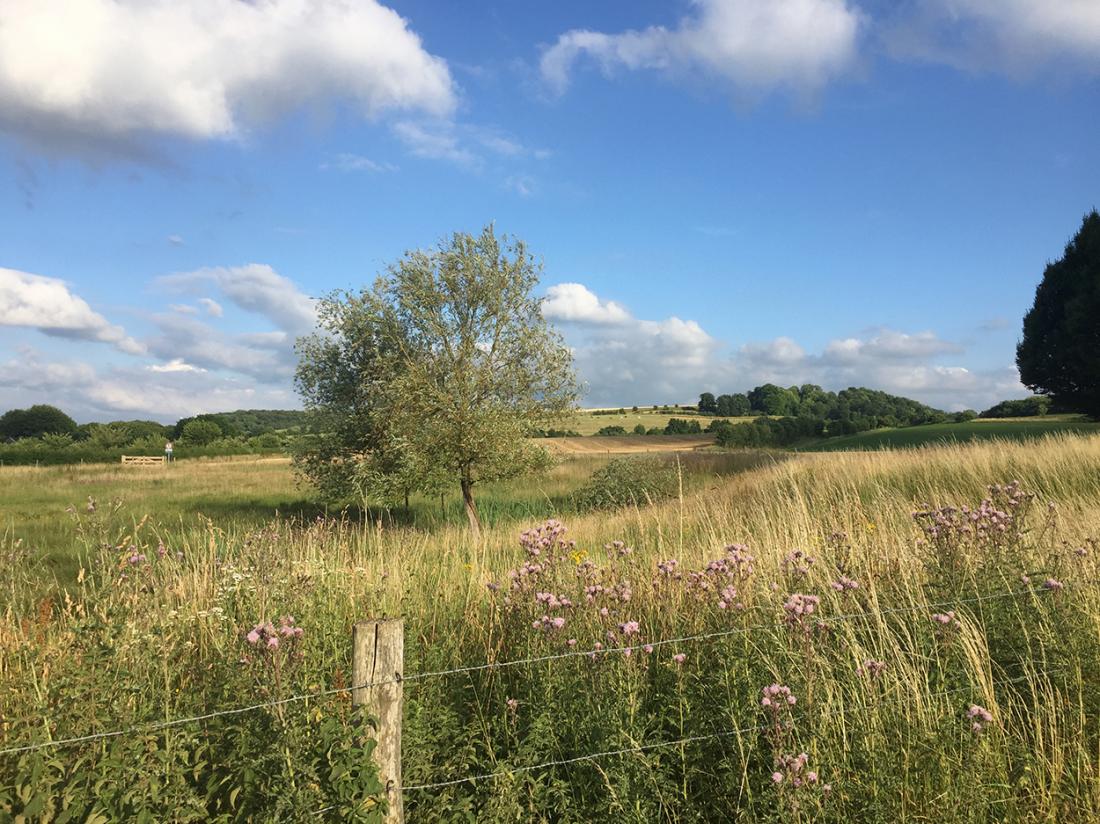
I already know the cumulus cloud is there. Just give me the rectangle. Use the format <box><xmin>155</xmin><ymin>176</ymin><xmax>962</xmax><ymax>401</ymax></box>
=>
<box><xmin>145</xmin><ymin>312</ymin><xmax>296</xmax><ymax>382</ymax></box>
<box><xmin>732</xmin><ymin>331</ymin><xmax>1022</xmax><ymax>411</ymax></box>
<box><xmin>0</xmin><ymin>0</ymin><xmax>455</xmax><ymax>154</ymax></box>
<box><xmin>543</xmin><ymin>283</ymin><xmax>632</xmax><ymax>325</ymax></box>
<box><xmin>0</xmin><ymin>347</ymin><xmax>294</xmax><ymax>422</ymax></box>
<box><xmin>543</xmin><ymin>282</ymin><xmax>723</xmax><ymax>404</ymax></box>
<box><xmin>822</xmin><ymin>329</ymin><xmax>963</xmax><ymax>362</ymax></box>
<box><xmin>157</xmin><ymin>264</ymin><xmax>317</xmax><ymax>335</ymax></box>
<box><xmin>0</xmin><ymin>267</ymin><xmax>145</xmax><ymax>354</ymax></box>
<box><xmin>545</xmin><ymin>281</ymin><xmax>1023</xmax><ymax>410</ymax></box>
<box><xmin>540</xmin><ymin>0</ymin><xmax>864</xmax><ymax>98</ymax></box>
<box><xmin>885</xmin><ymin>0</ymin><xmax>1100</xmax><ymax>75</ymax></box>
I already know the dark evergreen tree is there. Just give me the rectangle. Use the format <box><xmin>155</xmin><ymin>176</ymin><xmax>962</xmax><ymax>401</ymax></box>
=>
<box><xmin>1017</xmin><ymin>210</ymin><xmax>1100</xmax><ymax>419</ymax></box>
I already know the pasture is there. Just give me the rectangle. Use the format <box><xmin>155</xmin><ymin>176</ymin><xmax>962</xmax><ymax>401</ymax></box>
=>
<box><xmin>2</xmin><ymin>434</ymin><xmax>1099</xmax><ymax>820</ymax></box>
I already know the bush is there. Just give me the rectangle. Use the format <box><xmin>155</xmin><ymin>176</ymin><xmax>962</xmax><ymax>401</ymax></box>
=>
<box><xmin>664</xmin><ymin>418</ymin><xmax>702</xmax><ymax>435</ymax></box>
<box><xmin>573</xmin><ymin>457</ymin><xmax>678</xmax><ymax>511</ymax></box>
<box><xmin>596</xmin><ymin>425</ymin><xmax>628</xmax><ymax>436</ymax></box>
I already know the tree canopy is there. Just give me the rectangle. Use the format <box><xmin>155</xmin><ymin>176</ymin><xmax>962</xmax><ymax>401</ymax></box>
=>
<box><xmin>295</xmin><ymin>224</ymin><xmax>578</xmax><ymax>536</ymax></box>
<box><xmin>1017</xmin><ymin>210</ymin><xmax>1100</xmax><ymax>419</ymax></box>
<box><xmin>0</xmin><ymin>404</ymin><xmax>77</xmax><ymax>440</ymax></box>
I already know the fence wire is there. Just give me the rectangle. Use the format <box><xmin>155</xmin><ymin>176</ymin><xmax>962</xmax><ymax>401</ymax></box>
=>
<box><xmin>0</xmin><ymin>585</ymin><xmax>1049</xmax><ymax>758</ymax></box>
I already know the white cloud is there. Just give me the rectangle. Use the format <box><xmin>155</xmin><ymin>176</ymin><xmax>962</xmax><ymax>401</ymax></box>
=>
<box><xmin>822</xmin><ymin>329</ymin><xmax>962</xmax><ymax>362</ymax></box>
<box><xmin>544</xmin><ymin>281</ymin><xmax>1023</xmax><ymax>411</ymax></box>
<box><xmin>391</xmin><ymin>121</ymin><xmax>479</xmax><ymax>168</ymax></box>
<box><xmin>0</xmin><ymin>347</ymin><xmax>295</xmax><ymax>422</ymax></box>
<box><xmin>157</xmin><ymin>264</ymin><xmax>317</xmax><ymax>335</ymax></box>
<box><xmin>147</xmin><ymin>358</ymin><xmax>205</xmax><ymax>373</ymax></box>
<box><xmin>544</xmin><ymin>282</ymin><xmax>722</xmax><ymax>404</ymax></box>
<box><xmin>198</xmin><ymin>297</ymin><xmax>223</xmax><ymax>317</ymax></box>
<box><xmin>541</xmin><ymin>0</ymin><xmax>864</xmax><ymax>98</ymax></box>
<box><xmin>543</xmin><ymin>283</ymin><xmax>632</xmax><ymax>325</ymax></box>
<box><xmin>0</xmin><ymin>267</ymin><xmax>145</xmax><ymax>354</ymax></box>
<box><xmin>321</xmin><ymin>153</ymin><xmax>398</xmax><ymax>173</ymax></box>
<box><xmin>886</xmin><ymin>0</ymin><xmax>1100</xmax><ymax>75</ymax></box>
<box><xmin>167</xmin><ymin>234</ymin><xmax>185</xmax><ymax>246</ymax></box>
<box><xmin>146</xmin><ymin>312</ymin><xmax>295</xmax><ymax>382</ymax></box>
<box><xmin>0</xmin><ymin>0</ymin><xmax>455</xmax><ymax>153</ymax></box>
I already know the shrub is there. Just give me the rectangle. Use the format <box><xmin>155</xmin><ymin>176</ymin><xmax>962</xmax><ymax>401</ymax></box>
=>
<box><xmin>573</xmin><ymin>457</ymin><xmax>678</xmax><ymax>511</ymax></box>
<box><xmin>596</xmin><ymin>425</ymin><xmax>628</xmax><ymax>436</ymax></box>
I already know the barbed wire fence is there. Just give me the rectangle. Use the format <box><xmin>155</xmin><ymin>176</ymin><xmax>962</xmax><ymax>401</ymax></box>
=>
<box><xmin>0</xmin><ymin>584</ymin><xmax>1066</xmax><ymax>820</ymax></box>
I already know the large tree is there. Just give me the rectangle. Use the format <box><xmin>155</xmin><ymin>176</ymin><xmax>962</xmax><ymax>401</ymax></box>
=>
<box><xmin>0</xmin><ymin>404</ymin><xmax>77</xmax><ymax>440</ymax></box>
<box><xmin>295</xmin><ymin>225</ymin><xmax>579</xmax><ymax>536</ymax></box>
<box><xmin>1017</xmin><ymin>210</ymin><xmax>1100</xmax><ymax>419</ymax></box>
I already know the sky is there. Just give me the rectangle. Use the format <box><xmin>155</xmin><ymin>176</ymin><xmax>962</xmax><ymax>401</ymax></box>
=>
<box><xmin>1</xmin><ymin>0</ymin><xmax>1098</xmax><ymax>423</ymax></box>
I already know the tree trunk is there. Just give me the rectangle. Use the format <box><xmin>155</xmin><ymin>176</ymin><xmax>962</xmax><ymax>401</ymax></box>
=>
<box><xmin>460</xmin><ymin>477</ymin><xmax>481</xmax><ymax>539</ymax></box>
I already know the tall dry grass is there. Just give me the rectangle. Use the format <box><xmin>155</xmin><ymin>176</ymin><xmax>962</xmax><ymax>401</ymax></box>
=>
<box><xmin>1</xmin><ymin>433</ymin><xmax>1098</xmax><ymax>820</ymax></box>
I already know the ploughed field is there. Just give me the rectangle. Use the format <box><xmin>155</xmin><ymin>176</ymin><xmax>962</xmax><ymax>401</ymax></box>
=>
<box><xmin>2</xmin><ymin>434</ymin><xmax>1099</xmax><ymax>821</ymax></box>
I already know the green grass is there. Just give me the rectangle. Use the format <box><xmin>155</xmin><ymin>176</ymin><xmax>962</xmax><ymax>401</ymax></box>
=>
<box><xmin>0</xmin><ymin>450</ymin><xmax>773</xmax><ymax>582</ymax></box>
<box><xmin>803</xmin><ymin>415</ymin><xmax>1100</xmax><ymax>451</ymax></box>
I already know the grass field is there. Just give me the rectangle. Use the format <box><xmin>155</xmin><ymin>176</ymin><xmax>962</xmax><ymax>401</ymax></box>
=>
<box><xmin>559</xmin><ymin>409</ymin><xmax>749</xmax><ymax>435</ymax></box>
<box><xmin>0</xmin><ymin>446</ymin><xmax>753</xmax><ymax>580</ymax></box>
<box><xmin>2</xmin><ymin>433</ymin><xmax>1099</xmax><ymax>820</ymax></box>
<box><xmin>805</xmin><ymin>415</ymin><xmax>1100</xmax><ymax>451</ymax></box>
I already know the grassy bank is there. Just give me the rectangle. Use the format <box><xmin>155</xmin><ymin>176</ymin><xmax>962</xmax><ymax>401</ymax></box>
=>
<box><xmin>2</xmin><ymin>434</ymin><xmax>1099</xmax><ymax>820</ymax></box>
<box><xmin>804</xmin><ymin>415</ymin><xmax>1100</xmax><ymax>451</ymax></box>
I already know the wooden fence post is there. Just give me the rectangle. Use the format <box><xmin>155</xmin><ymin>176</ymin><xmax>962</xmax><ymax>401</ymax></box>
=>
<box><xmin>353</xmin><ymin>619</ymin><xmax>404</xmax><ymax>823</ymax></box>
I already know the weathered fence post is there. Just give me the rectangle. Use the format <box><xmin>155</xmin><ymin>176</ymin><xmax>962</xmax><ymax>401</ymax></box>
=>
<box><xmin>353</xmin><ymin>619</ymin><xmax>404</xmax><ymax>823</ymax></box>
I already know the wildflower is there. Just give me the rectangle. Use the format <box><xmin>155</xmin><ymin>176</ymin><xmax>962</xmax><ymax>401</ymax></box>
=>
<box><xmin>761</xmin><ymin>682</ymin><xmax>796</xmax><ymax>712</ymax></box>
<box><xmin>967</xmin><ymin>704</ymin><xmax>993</xmax><ymax>734</ymax></box>
<box><xmin>618</xmin><ymin>620</ymin><xmax>640</xmax><ymax>636</ymax></box>
<box><xmin>506</xmin><ymin>698</ymin><xmax>519</xmax><ymax>711</ymax></box>
<box><xmin>246</xmin><ymin>629</ymin><xmax>261</xmax><ymax>645</ymax></box>
<box><xmin>672</xmin><ymin>653</ymin><xmax>686</xmax><ymax>664</ymax></box>
<box><xmin>267</xmin><ymin>636</ymin><xmax>279</xmax><ymax>649</ymax></box>
<box><xmin>157</xmin><ymin>541</ymin><xmax>167</xmax><ymax>558</ymax></box>
<box><xmin>772</xmin><ymin>772</ymin><xmax>784</xmax><ymax>784</ymax></box>
<box><xmin>643</xmin><ymin>644</ymin><xmax>654</xmax><ymax>654</ymax></box>
<box><xmin>782</xmin><ymin>549</ymin><xmax>814</xmax><ymax>577</ymax></box>
<box><xmin>931</xmin><ymin>611</ymin><xmax>957</xmax><ymax>626</ymax></box>
<box><xmin>856</xmin><ymin>659</ymin><xmax>886</xmax><ymax>678</ymax></box>
<box><xmin>567</xmin><ymin>638</ymin><xmax>577</xmax><ymax>646</ymax></box>
<box><xmin>1043</xmin><ymin>578</ymin><xmax>1064</xmax><ymax>593</ymax></box>
<box><xmin>830</xmin><ymin>575</ymin><xmax>859</xmax><ymax>592</ymax></box>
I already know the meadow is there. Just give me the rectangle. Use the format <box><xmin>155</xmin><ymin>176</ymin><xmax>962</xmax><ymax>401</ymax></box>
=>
<box><xmin>2</xmin><ymin>435</ymin><xmax>1099</xmax><ymax>821</ymax></box>
<box><xmin>803</xmin><ymin>415</ymin><xmax>1100</xmax><ymax>451</ymax></box>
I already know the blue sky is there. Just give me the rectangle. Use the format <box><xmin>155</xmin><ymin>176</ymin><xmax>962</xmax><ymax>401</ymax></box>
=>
<box><xmin>1</xmin><ymin>0</ymin><xmax>1098</xmax><ymax>422</ymax></box>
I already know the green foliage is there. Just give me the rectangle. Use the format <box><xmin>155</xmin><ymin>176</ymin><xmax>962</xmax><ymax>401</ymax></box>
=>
<box><xmin>595</xmin><ymin>425</ymin><xmax>628</xmax><ymax>436</ymax></box>
<box><xmin>1018</xmin><ymin>210</ymin><xmax>1100</xmax><ymax>419</ymax></box>
<box><xmin>715</xmin><ymin>415</ymin><xmax>822</xmax><ymax>447</ymax></box>
<box><xmin>180</xmin><ymin>419</ymin><xmax>223</xmax><ymax>446</ymax></box>
<box><xmin>980</xmin><ymin>396</ymin><xmax>1051</xmax><ymax>418</ymax></box>
<box><xmin>715</xmin><ymin>392</ymin><xmax>750</xmax><ymax>416</ymax></box>
<box><xmin>295</xmin><ymin>224</ymin><xmax>579</xmax><ymax>533</ymax></box>
<box><xmin>573</xmin><ymin>457</ymin><xmax>678</xmax><ymax>510</ymax></box>
<box><xmin>697</xmin><ymin>392</ymin><xmax>717</xmax><ymax>414</ymax></box>
<box><xmin>632</xmin><ymin>423</ymin><xmax>647</xmax><ymax>435</ymax></box>
<box><xmin>0</xmin><ymin>404</ymin><xmax>77</xmax><ymax>440</ymax></box>
<box><xmin>663</xmin><ymin>417</ymin><xmax>702</xmax><ymax>435</ymax></box>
